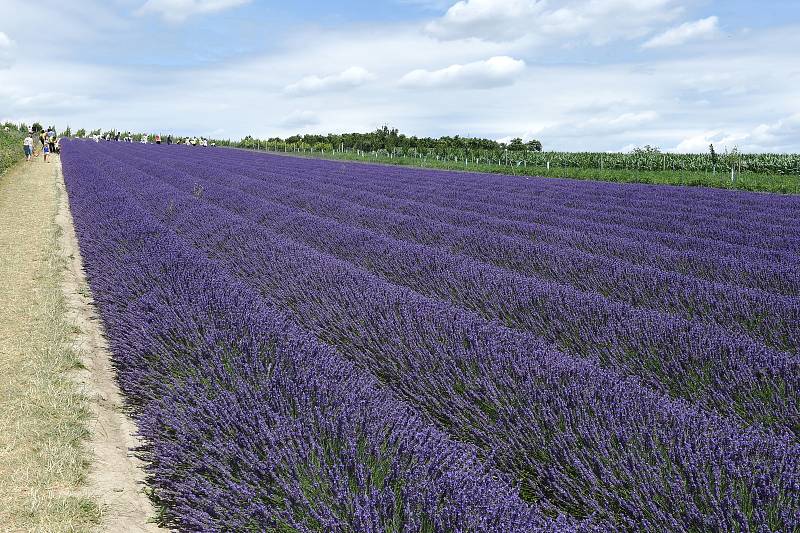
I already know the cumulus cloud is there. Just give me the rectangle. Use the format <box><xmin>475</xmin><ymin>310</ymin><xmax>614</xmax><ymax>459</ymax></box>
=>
<box><xmin>673</xmin><ymin>130</ymin><xmax>746</xmax><ymax>153</ymax></box>
<box><xmin>426</xmin><ymin>0</ymin><xmax>545</xmax><ymax>41</ymax></box>
<box><xmin>279</xmin><ymin>110</ymin><xmax>321</xmax><ymax>128</ymax></box>
<box><xmin>0</xmin><ymin>32</ymin><xmax>13</xmax><ymax>48</ymax></box>
<box><xmin>643</xmin><ymin>16</ymin><xmax>719</xmax><ymax>48</ymax></box>
<box><xmin>399</xmin><ymin>56</ymin><xmax>524</xmax><ymax>89</ymax></box>
<box><xmin>674</xmin><ymin>114</ymin><xmax>800</xmax><ymax>153</ymax></box>
<box><xmin>284</xmin><ymin>67</ymin><xmax>375</xmax><ymax>95</ymax></box>
<box><xmin>426</xmin><ymin>0</ymin><xmax>682</xmax><ymax>44</ymax></box>
<box><xmin>504</xmin><ymin>111</ymin><xmax>659</xmax><ymax>148</ymax></box>
<box><xmin>137</xmin><ymin>0</ymin><xmax>251</xmax><ymax>23</ymax></box>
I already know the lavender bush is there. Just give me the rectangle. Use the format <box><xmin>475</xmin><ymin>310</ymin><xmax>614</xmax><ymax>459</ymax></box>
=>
<box><xmin>62</xmin><ymin>148</ymin><xmax>569</xmax><ymax>532</ymax></box>
<box><xmin>62</xmin><ymin>140</ymin><xmax>800</xmax><ymax>531</ymax></box>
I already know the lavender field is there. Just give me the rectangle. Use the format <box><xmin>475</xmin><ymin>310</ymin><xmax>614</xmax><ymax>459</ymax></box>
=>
<box><xmin>61</xmin><ymin>139</ymin><xmax>799</xmax><ymax>531</ymax></box>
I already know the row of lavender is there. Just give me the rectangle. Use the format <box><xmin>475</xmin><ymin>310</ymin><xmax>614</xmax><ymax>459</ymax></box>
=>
<box><xmin>105</xmin><ymin>142</ymin><xmax>800</xmax><ymax>435</ymax></box>
<box><xmin>62</xmin><ymin>142</ymin><xmax>568</xmax><ymax>531</ymax></box>
<box><xmin>134</xmin><ymin>144</ymin><xmax>800</xmax><ymax>296</ymax></box>
<box><xmin>121</xmin><ymin>147</ymin><xmax>799</xmax><ymax>355</ymax></box>
<box><xmin>198</xmin><ymin>148</ymin><xmax>800</xmax><ymax>259</ymax></box>
<box><xmin>63</xmin><ymin>140</ymin><xmax>799</xmax><ymax>531</ymax></box>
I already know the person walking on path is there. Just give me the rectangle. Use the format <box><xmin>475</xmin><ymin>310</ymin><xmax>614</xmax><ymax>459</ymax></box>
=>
<box><xmin>23</xmin><ymin>134</ymin><xmax>33</xmax><ymax>162</ymax></box>
<box><xmin>47</xmin><ymin>129</ymin><xmax>56</xmax><ymax>154</ymax></box>
<box><xmin>42</xmin><ymin>141</ymin><xmax>50</xmax><ymax>163</ymax></box>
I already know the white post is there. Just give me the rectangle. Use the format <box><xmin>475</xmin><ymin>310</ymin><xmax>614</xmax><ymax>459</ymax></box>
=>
<box><xmin>547</xmin><ymin>161</ymin><xmax>550</xmax><ymax>171</ymax></box>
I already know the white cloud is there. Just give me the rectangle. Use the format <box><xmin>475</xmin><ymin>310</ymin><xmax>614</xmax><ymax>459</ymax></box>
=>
<box><xmin>136</xmin><ymin>0</ymin><xmax>251</xmax><ymax>23</ymax></box>
<box><xmin>426</xmin><ymin>0</ymin><xmax>682</xmax><ymax>44</ymax></box>
<box><xmin>426</xmin><ymin>0</ymin><xmax>545</xmax><ymax>41</ymax></box>
<box><xmin>749</xmin><ymin>113</ymin><xmax>800</xmax><ymax>148</ymax></box>
<box><xmin>284</xmin><ymin>67</ymin><xmax>376</xmax><ymax>96</ymax></box>
<box><xmin>643</xmin><ymin>16</ymin><xmax>719</xmax><ymax>48</ymax></box>
<box><xmin>674</xmin><ymin>114</ymin><xmax>800</xmax><ymax>153</ymax></box>
<box><xmin>673</xmin><ymin>130</ymin><xmax>747</xmax><ymax>153</ymax></box>
<box><xmin>279</xmin><ymin>110</ymin><xmax>321</xmax><ymax>128</ymax></box>
<box><xmin>0</xmin><ymin>3</ymin><xmax>798</xmax><ymax>153</ymax></box>
<box><xmin>502</xmin><ymin>110</ymin><xmax>660</xmax><ymax>148</ymax></box>
<box><xmin>0</xmin><ymin>32</ymin><xmax>14</xmax><ymax>48</ymax></box>
<box><xmin>399</xmin><ymin>56</ymin><xmax>525</xmax><ymax>89</ymax></box>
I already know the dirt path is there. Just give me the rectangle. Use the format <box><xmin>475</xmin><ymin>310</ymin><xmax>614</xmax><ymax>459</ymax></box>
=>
<box><xmin>0</xmin><ymin>155</ymin><xmax>163</xmax><ymax>532</ymax></box>
<box><xmin>57</xmin><ymin>156</ymin><xmax>166</xmax><ymax>532</ymax></box>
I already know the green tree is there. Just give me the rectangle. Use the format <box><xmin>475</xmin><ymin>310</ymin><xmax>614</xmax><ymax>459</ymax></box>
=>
<box><xmin>526</xmin><ymin>139</ymin><xmax>542</xmax><ymax>152</ymax></box>
<box><xmin>508</xmin><ymin>138</ymin><xmax>525</xmax><ymax>151</ymax></box>
<box><xmin>709</xmin><ymin>143</ymin><xmax>718</xmax><ymax>174</ymax></box>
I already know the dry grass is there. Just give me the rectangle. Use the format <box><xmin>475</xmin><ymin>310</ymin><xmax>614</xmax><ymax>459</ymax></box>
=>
<box><xmin>0</xmin><ymin>159</ymin><xmax>101</xmax><ymax>532</ymax></box>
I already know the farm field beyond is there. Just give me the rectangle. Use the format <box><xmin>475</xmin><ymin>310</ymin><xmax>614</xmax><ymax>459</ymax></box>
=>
<box><xmin>61</xmin><ymin>139</ymin><xmax>799</xmax><ymax>531</ymax></box>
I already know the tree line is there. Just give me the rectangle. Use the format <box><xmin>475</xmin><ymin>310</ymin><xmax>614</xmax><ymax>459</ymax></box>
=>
<box><xmin>241</xmin><ymin>126</ymin><xmax>543</xmax><ymax>154</ymax></box>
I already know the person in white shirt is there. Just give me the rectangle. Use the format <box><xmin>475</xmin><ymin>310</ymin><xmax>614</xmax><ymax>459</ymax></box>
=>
<box><xmin>47</xmin><ymin>129</ymin><xmax>56</xmax><ymax>154</ymax></box>
<box><xmin>141</xmin><ymin>135</ymin><xmax>148</xmax><ymax>144</ymax></box>
<box><xmin>23</xmin><ymin>135</ymin><xmax>34</xmax><ymax>161</ymax></box>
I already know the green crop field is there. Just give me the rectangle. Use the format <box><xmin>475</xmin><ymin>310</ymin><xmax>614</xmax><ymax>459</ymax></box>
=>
<box><xmin>212</xmin><ymin>133</ymin><xmax>800</xmax><ymax>194</ymax></box>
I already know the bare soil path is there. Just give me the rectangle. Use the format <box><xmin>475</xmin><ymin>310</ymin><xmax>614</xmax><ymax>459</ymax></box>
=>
<box><xmin>0</xmin><ymin>155</ymin><xmax>163</xmax><ymax>532</ymax></box>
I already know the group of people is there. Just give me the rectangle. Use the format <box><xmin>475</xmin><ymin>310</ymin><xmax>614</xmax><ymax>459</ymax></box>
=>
<box><xmin>23</xmin><ymin>127</ymin><xmax>58</xmax><ymax>163</ymax></box>
<box><xmin>22</xmin><ymin>128</ymin><xmax>217</xmax><ymax>158</ymax></box>
<box><xmin>184</xmin><ymin>137</ymin><xmax>212</xmax><ymax>147</ymax></box>
<box><xmin>94</xmin><ymin>132</ymin><xmax>214</xmax><ymax>147</ymax></box>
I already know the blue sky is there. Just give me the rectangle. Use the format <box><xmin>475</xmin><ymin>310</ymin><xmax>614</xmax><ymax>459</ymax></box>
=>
<box><xmin>1</xmin><ymin>0</ymin><xmax>799</xmax><ymax>152</ymax></box>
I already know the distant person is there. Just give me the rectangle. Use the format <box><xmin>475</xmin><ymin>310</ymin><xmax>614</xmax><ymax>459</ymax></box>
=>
<box><xmin>140</xmin><ymin>135</ymin><xmax>147</xmax><ymax>144</ymax></box>
<box><xmin>42</xmin><ymin>140</ymin><xmax>50</xmax><ymax>163</ymax></box>
<box><xmin>47</xmin><ymin>129</ymin><xmax>56</xmax><ymax>154</ymax></box>
<box><xmin>23</xmin><ymin>134</ymin><xmax>33</xmax><ymax>161</ymax></box>
<box><xmin>167</xmin><ymin>135</ymin><xmax>172</xmax><ymax>145</ymax></box>
<box><xmin>155</xmin><ymin>134</ymin><xmax>162</xmax><ymax>145</ymax></box>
